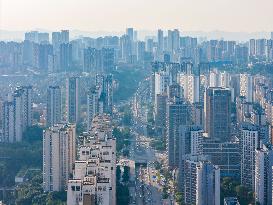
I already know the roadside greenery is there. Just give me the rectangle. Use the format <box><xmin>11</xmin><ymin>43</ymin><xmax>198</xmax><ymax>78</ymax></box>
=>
<box><xmin>112</xmin><ymin>68</ymin><xmax>147</xmax><ymax>103</ymax></box>
<box><xmin>16</xmin><ymin>173</ymin><xmax>66</xmax><ymax>205</ymax></box>
<box><xmin>0</xmin><ymin>125</ymin><xmax>68</xmax><ymax>204</ymax></box>
<box><xmin>220</xmin><ymin>177</ymin><xmax>255</xmax><ymax>205</ymax></box>
<box><xmin>116</xmin><ymin>165</ymin><xmax>130</xmax><ymax>205</ymax></box>
<box><xmin>113</xmin><ymin>127</ymin><xmax>132</xmax><ymax>154</ymax></box>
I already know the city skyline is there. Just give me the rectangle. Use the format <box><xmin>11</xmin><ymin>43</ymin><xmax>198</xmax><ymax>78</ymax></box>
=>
<box><xmin>1</xmin><ymin>2</ymin><xmax>273</xmax><ymax>203</ymax></box>
<box><xmin>1</xmin><ymin>0</ymin><xmax>273</xmax><ymax>32</ymax></box>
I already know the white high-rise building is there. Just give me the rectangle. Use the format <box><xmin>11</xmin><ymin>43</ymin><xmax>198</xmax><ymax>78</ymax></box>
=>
<box><xmin>240</xmin><ymin>123</ymin><xmax>260</xmax><ymax>190</ymax></box>
<box><xmin>67</xmin><ymin>115</ymin><xmax>116</xmax><ymax>205</ymax></box>
<box><xmin>220</xmin><ymin>71</ymin><xmax>230</xmax><ymax>88</ymax></box>
<box><xmin>154</xmin><ymin>71</ymin><xmax>169</xmax><ymax>101</ymax></box>
<box><xmin>179</xmin><ymin>73</ymin><xmax>200</xmax><ymax>103</ymax></box>
<box><xmin>184</xmin><ymin>157</ymin><xmax>220</xmax><ymax>205</ymax></box>
<box><xmin>46</xmin><ymin>86</ymin><xmax>62</xmax><ymax>127</ymax></box>
<box><xmin>240</xmin><ymin>73</ymin><xmax>253</xmax><ymax>102</ymax></box>
<box><xmin>255</xmin><ymin>144</ymin><xmax>273</xmax><ymax>205</ymax></box>
<box><xmin>43</xmin><ymin>123</ymin><xmax>76</xmax><ymax>192</ymax></box>
<box><xmin>66</xmin><ymin>77</ymin><xmax>79</xmax><ymax>123</ymax></box>
<box><xmin>209</xmin><ymin>70</ymin><xmax>221</xmax><ymax>87</ymax></box>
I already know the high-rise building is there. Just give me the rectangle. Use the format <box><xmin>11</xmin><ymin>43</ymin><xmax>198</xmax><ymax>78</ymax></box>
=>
<box><xmin>103</xmin><ymin>75</ymin><xmax>113</xmax><ymax>114</ymax></box>
<box><xmin>52</xmin><ymin>32</ymin><xmax>61</xmax><ymax>52</ymax></box>
<box><xmin>154</xmin><ymin>70</ymin><xmax>169</xmax><ymax>101</ymax></box>
<box><xmin>126</xmin><ymin>28</ymin><xmax>134</xmax><ymax>42</ymax></box>
<box><xmin>61</xmin><ymin>30</ymin><xmax>69</xmax><ymax>44</ymax></box>
<box><xmin>137</xmin><ymin>41</ymin><xmax>145</xmax><ymax>63</ymax></box>
<box><xmin>271</xmin><ymin>32</ymin><xmax>273</xmax><ymax>40</ymax></box>
<box><xmin>172</xmin><ymin>29</ymin><xmax>180</xmax><ymax>52</ymax></box>
<box><xmin>2</xmin><ymin>86</ymin><xmax>33</xmax><ymax>143</ymax></box>
<box><xmin>179</xmin><ymin>72</ymin><xmax>200</xmax><ymax>103</ymax></box>
<box><xmin>20</xmin><ymin>86</ymin><xmax>33</xmax><ymax>129</ymax></box>
<box><xmin>67</xmin><ymin>115</ymin><xmax>116</xmax><ymax>205</ymax></box>
<box><xmin>2</xmin><ymin>102</ymin><xmax>14</xmax><ymax>143</ymax></box>
<box><xmin>240</xmin><ymin>123</ymin><xmax>260</xmax><ymax>190</ymax></box>
<box><xmin>205</xmin><ymin>87</ymin><xmax>231</xmax><ymax>142</ymax></box>
<box><xmin>157</xmin><ymin>29</ymin><xmax>164</xmax><ymax>52</ymax></box>
<box><xmin>249</xmin><ymin>39</ymin><xmax>256</xmax><ymax>56</ymax></box>
<box><xmin>101</xmin><ymin>48</ymin><xmax>115</xmax><ymax>73</ymax></box>
<box><xmin>235</xmin><ymin>45</ymin><xmax>249</xmax><ymax>65</ymax></box>
<box><xmin>60</xmin><ymin>43</ymin><xmax>72</xmax><ymax>71</ymax></box>
<box><xmin>240</xmin><ymin>73</ymin><xmax>253</xmax><ymax>102</ymax></box>
<box><xmin>24</xmin><ymin>31</ymin><xmax>38</xmax><ymax>43</ymax></box>
<box><xmin>66</xmin><ymin>77</ymin><xmax>79</xmax><ymax>123</ymax></box>
<box><xmin>255</xmin><ymin>144</ymin><xmax>273</xmax><ymax>205</ymax></box>
<box><xmin>255</xmin><ymin>39</ymin><xmax>266</xmax><ymax>57</ymax></box>
<box><xmin>120</xmin><ymin>34</ymin><xmax>132</xmax><ymax>63</ymax></box>
<box><xmin>43</xmin><ymin>123</ymin><xmax>76</xmax><ymax>192</ymax></box>
<box><xmin>178</xmin><ymin>126</ymin><xmax>204</xmax><ymax>192</ymax></box>
<box><xmin>202</xmin><ymin>138</ymin><xmax>241</xmax><ymax>179</ymax></box>
<box><xmin>167</xmin><ymin>83</ymin><xmax>183</xmax><ymax>100</ymax></box>
<box><xmin>155</xmin><ymin>94</ymin><xmax>167</xmax><ymax>136</ymax></box>
<box><xmin>46</xmin><ymin>86</ymin><xmax>62</xmax><ymax>127</ymax></box>
<box><xmin>167</xmin><ymin>97</ymin><xmax>191</xmax><ymax>168</ymax></box>
<box><xmin>87</xmin><ymin>86</ymin><xmax>99</xmax><ymax>131</ymax></box>
<box><xmin>38</xmin><ymin>32</ymin><xmax>49</xmax><ymax>44</ymax></box>
<box><xmin>183</xmin><ymin>157</ymin><xmax>220</xmax><ymax>205</ymax></box>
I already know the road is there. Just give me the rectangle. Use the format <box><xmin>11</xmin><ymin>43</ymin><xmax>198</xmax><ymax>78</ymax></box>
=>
<box><xmin>128</xmin><ymin>129</ymin><xmax>163</xmax><ymax>205</ymax></box>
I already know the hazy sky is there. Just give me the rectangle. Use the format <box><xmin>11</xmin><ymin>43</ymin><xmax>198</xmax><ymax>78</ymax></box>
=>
<box><xmin>0</xmin><ymin>0</ymin><xmax>273</xmax><ymax>32</ymax></box>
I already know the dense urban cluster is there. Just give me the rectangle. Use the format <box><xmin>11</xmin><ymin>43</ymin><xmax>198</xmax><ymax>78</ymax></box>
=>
<box><xmin>0</xmin><ymin>30</ymin><xmax>273</xmax><ymax>73</ymax></box>
<box><xmin>0</xmin><ymin>28</ymin><xmax>273</xmax><ymax>205</ymax></box>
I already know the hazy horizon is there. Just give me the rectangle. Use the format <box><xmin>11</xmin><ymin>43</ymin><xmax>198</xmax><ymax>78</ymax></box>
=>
<box><xmin>1</xmin><ymin>0</ymin><xmax>273</xmax><ymax>32</ymax></box>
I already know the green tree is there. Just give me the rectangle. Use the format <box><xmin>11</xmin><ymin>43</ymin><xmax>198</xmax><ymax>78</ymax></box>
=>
<box><xmin>122</xmin><ymin>166</ymin><xmax>130</xmax><ymax>183</ymax></box>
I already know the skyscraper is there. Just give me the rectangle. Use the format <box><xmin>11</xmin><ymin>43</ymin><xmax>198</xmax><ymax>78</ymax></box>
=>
<box><xmin>167</xmin><ymin>97</ymin><xmax>191</xmax><ymax>168</ymax></box>
<box><xmin>2</xmin><ymin>86</ymin><xmax>33</xmax><ymax>143</ymax></box>
<box><xmin>137</xmin><ymin>41</ymin><xmax>145</xmax><ymax>63</ymax></box>
<box><xmin>66</xmin><ymin>77</ymin><xmax>79</xmax><ymax>123</ymax></box>
<box><xmin>157</xmin><ymin>29</ymin><xmax>164</xmax><ymax>52</ymax></box>
<box><xmin>205</xmin><ymin>87</ymin><xmax>231</xmax><ymax>142</ymax></box>
<box><xmin>240</xmin><ymin>123</ymin><xmax>260</xmax><ymax>190</ymax></box>
<box><xmin>60</xmin><ymin>43</ymin><xmax>72</xmax><ymax>71</ymax></box>
<box><xmin>183</xmin><ymin>157</ymin><xmax>220</xmax><ymax>205</ymax></box>
<box><xmin>178</xmin><ymin>126</ymin><xmax>204</xmax><ymax>192</ymax></box>
<box><xmin>43</xmin><ymin>123</ymin><xmax>76</xmax><ymax>192</ymax></box>
<box><xmin>154</xmin><ymin>70</ymin><xmax>169</xmax><ymax>101</ymax></box>
<box><xmin>179</xmin><ymin>72</ymin><xmax>200</xmax><ymax>103</ymax></box>
<box><xmin>155</xmin><ymin>94</ymin><xmax>167</xmax><ymax>136</ymax></box>
<box><xmin>255</xmin><ymin>144</ymin><xmax>273</xmax><ymax>205</ymax></box>
<box><xmin>46</xmin><ymin>86</ymin><xmax>62</xmax><ymax>127</ymax></box>
<box><xmin>240</xmin><ymin>73</ymin><xmax>253</xmax><ymax>102</ymax></box>
<box><xmin>202</xmin><ymin>138</ymin><xmax>241</xmax><ymax>178</ymax></box>
<box><xmin>126</xmin><ymin>28</ymin><xmax>134</xmax><ymax>42</ymax></box>
<box><xmin>249</xmin><ymin>39</ymin><xmax>256</xmax><ymax>56</ymax></box>
<box><xmin>87</xmin><ymin>86</ymin><xmax>99</xmax><ymax>131</ymax></box>
<box><xmin>61</xmin><ymin>30</ymin><xmax>69</xmax><ymax>44</ymax></box>
<box><xmin>2</xmin><ymin>102</ymin><xmax>14</xmax><ymax>142</ymax></box>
